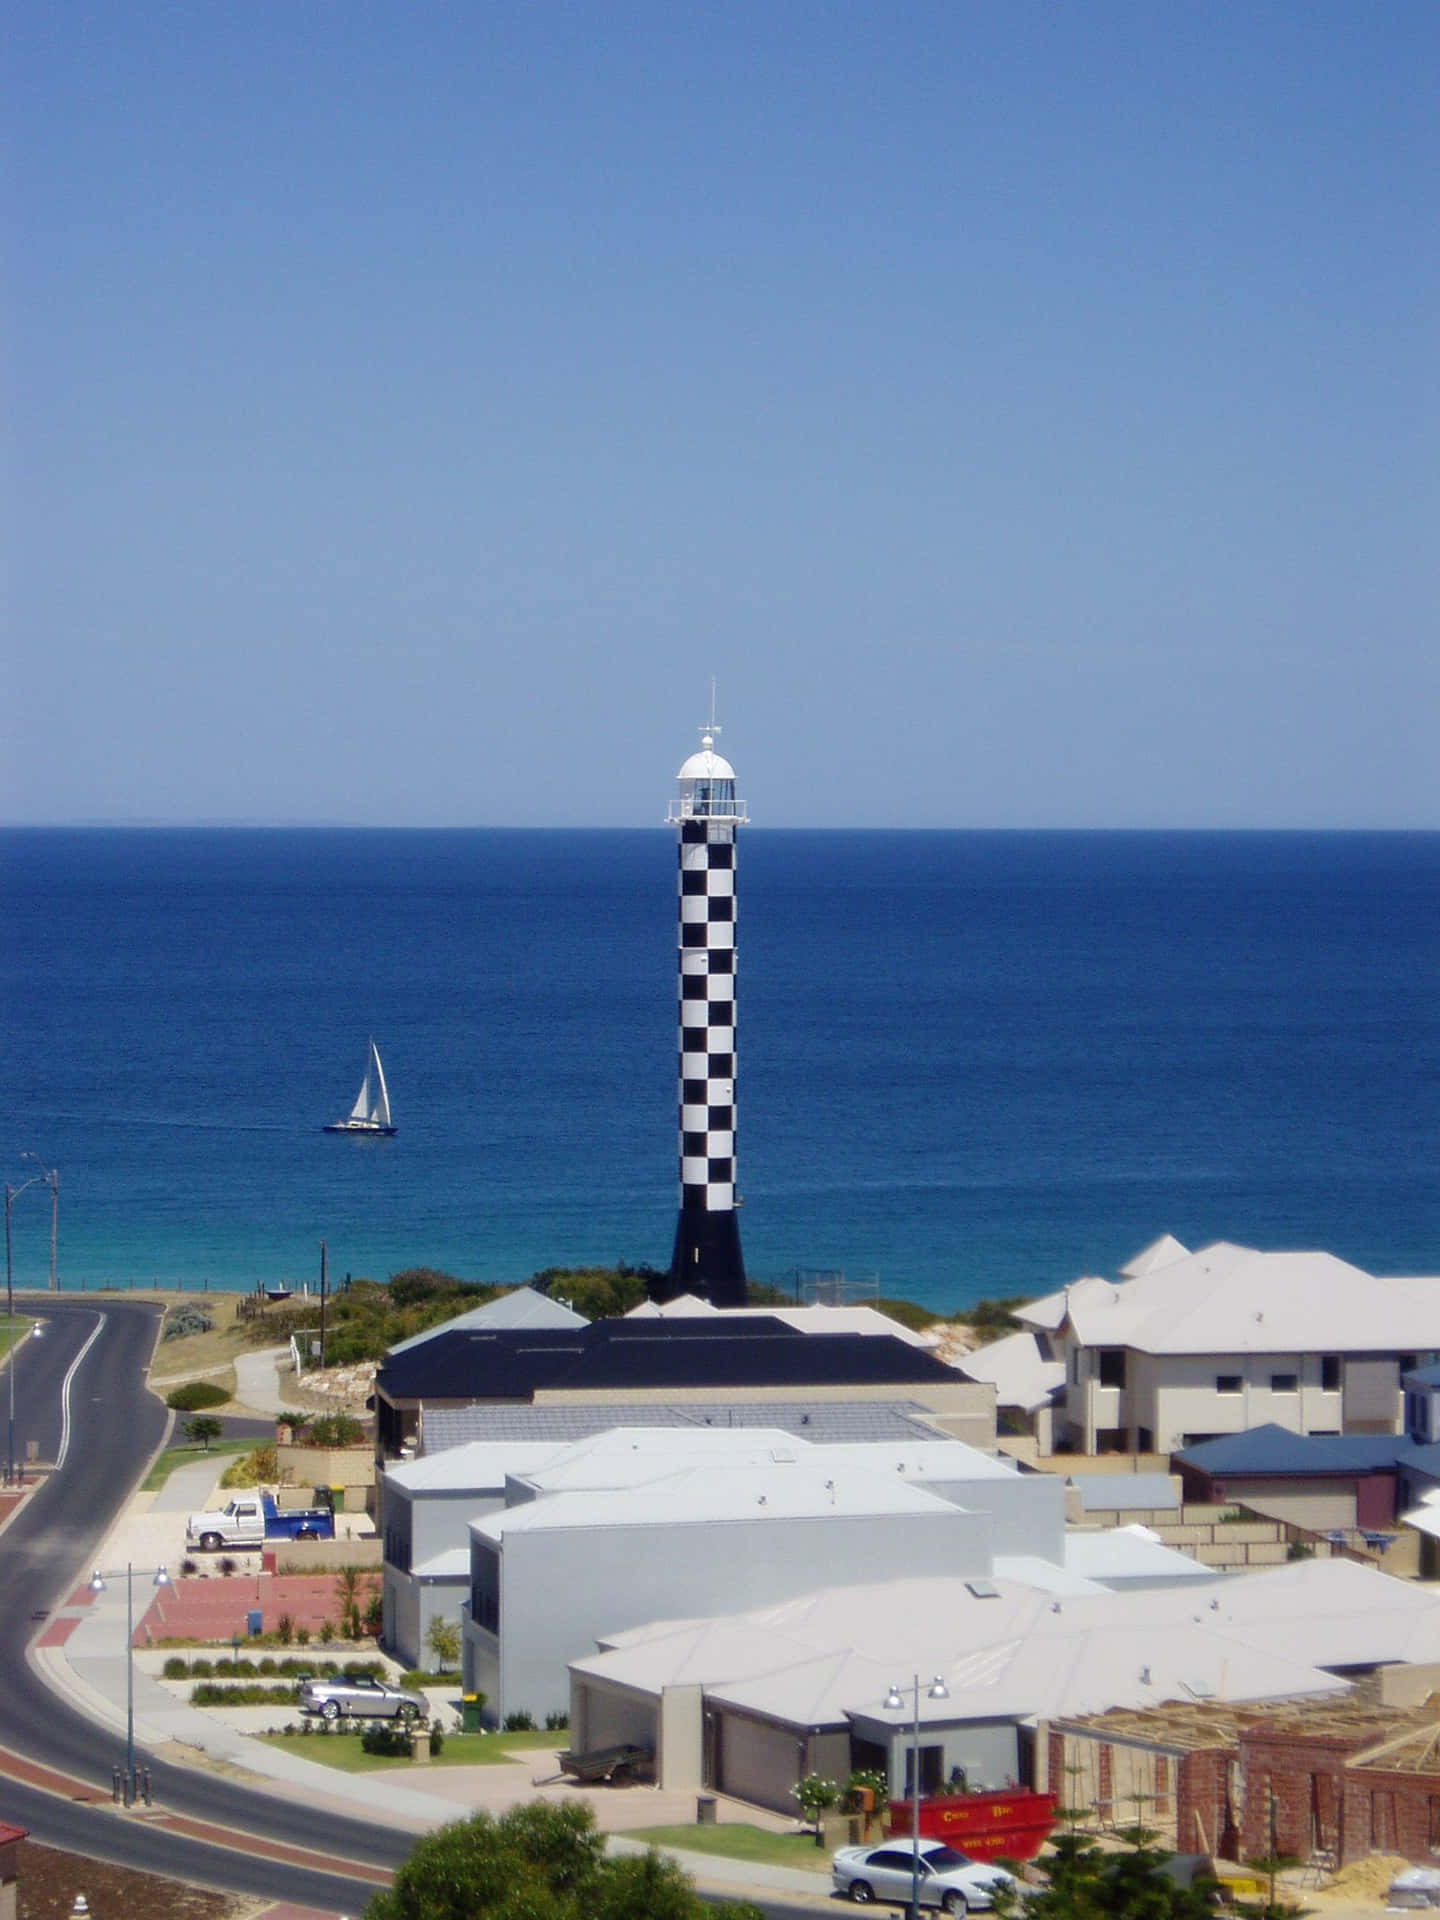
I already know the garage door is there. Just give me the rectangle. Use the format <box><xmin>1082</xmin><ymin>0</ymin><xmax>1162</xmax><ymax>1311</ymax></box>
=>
<box><xmin>716</xmin><ymin>1712</ymin><xmax>806</xmax><ymax>1815</ymax></box>
<box><xmin>575</xmin><ymin>1681</ymin><xmax>658</xmax><ymax>1756</ymax></box>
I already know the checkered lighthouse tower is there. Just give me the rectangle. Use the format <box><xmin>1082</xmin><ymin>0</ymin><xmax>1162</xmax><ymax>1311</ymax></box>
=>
<box><xmin>666</xmin><ymin>723</ymin><xmax>748</xmax><ymax>1306</ymax></box>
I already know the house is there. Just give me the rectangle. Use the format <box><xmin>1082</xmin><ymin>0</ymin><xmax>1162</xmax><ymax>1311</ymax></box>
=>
<box><xmin>1173</xmin><ymin>1425</ymin><xmax>1420</xmax><ymax>1534</ymax></box>
<box><xmin>570</xmin><ymin>1555</ymin><xmax>1440</xmax><ymax>1821</ymax></box>
<box><xmin>372</xmin><ymin>1311</ymin><xmax>994</xmax><ymax>1468</ymax></box>
<box><xmin>460</xmin><ymin>1432</ymin><xmax>1061</xmax><ymax>1723</ymax></box>
<box><xmin>567</xmin><ymin>1558</ymin><xmax>1428</xmax><ymax>1812</ymax></box>
<box><xmin>1010</xmin><ymin>1238</ymin><xmax>1440</xmax><ymax>1455</ymax></box>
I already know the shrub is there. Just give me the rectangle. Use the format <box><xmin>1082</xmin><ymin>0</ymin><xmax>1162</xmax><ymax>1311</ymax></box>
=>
<box><xmin>401</xmin><ymin>1669</ymin><xmax>459</xmax><ymax>1690</ymax></box>
<box><xmin>544</xmin><ymin>1710</ymin><xmax>569</xmax><ymax>1731</ymax></box>
<box><xmin>162</xmin><ymin>1657</ymin><xmax>188</xmax><ymax>1680</ymax></box>
<box><xmin>218</xmin><ymin>1556</ymin><xmax>237</xmax><ymax>1578</ymax></box>
<box><xmin>180</xmin><ymin>1558</ymin><xmax>198</xmax><ymax>1577</ymax></box>
<box><xmin>165</xmin><ymin>1380</ymin><xmax>230</xmax><ymax>1412</ymax></box>
<box><xmin>190</xmin><ymin>1658</ymin><xmax>214</xmax><ymax>1679</ymax></box>
<box><xmin>428</xmin><ymin>1728</ymin><xmax>445</xmax><ymax>1758</ymax></box>
<box><xmin>190</xmin><ymin>1682</ymin><xmax>299</xmax><ymax>1707</ymax></box>
<box><xmin>276</xmin><ymin>1612</ymin><xmax>293</xmax><ymax>1645</ymax></box>
<box><xmin>220</xmin><ymin>1444</ymin><xmax>276</xmax><ymax>1489</ymax></box>
<box><xmin>502</xmin><ymin>1710</ymin><xmax>536</xmax><ymax>1731</ymax></box>
<box><xmin>305</xmin><ymin>1412</ymin><xmax>366</xmax><ymax>1448</ymax></box>
<box><xmin>874</xmin><ymin>1297</ymin><xmax>938</xmax><ymax>1333</ymax></box>
<box><xmin>318</xmin><ymin>1620</ymin><xmax>335</xmax><ymax>1645</ymax></box>
<box><xmin>792</xmin><ymin>1773</ymin><xmax>840</xmax><ymax>1828</ymax></box>
<box><xmin>162</xmin><ymin>1306</ymin><xmax>214</xmax><ymax>1341</ymax></box>
<box><xmin>360</xmin><ymin>1724</ymin><xmax>414</xmax><ymax>1758</ymax></box>
<box><xmin>295</xmin><ymin>1626</ymin><xmax>310</xmax><ymax>1646</ymax></box>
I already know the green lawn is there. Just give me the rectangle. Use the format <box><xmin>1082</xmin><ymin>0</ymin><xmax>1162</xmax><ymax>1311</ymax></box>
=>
<box><xmin>624</xmin><ymin>1825</ymin><xmax>830</xmax><ymax>1874</ymax></box>
<box><xmin>142</xmin><ymin>1440</ymin><xmax>253</xmax><ymax>1491</ymax></box>
<box><xmin>256</xmin><ymin>1728</ymin><xmax>559</xmax><ymax>1772</ymax></box>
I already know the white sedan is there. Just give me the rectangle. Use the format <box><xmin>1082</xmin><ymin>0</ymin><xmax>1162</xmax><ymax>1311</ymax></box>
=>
<box><xmin>831</xmin><ymin>1839</ymin><xmax>1017</xmax><ymax>1912</ymax></box>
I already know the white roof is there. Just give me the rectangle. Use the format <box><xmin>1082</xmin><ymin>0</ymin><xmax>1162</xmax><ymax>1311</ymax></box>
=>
<box><xmin>572</xmin><ymin>1566</ymin><xmax>1352</xmax><ymax>1730</ymax></box>
<box><xmin>412</xmin><ymin>1547</ymin><xmax>471</xmax><ymax>1579</ymax></box>
<box><xmin>474</xmin><ymin>1461</ymin><xmax>961</xmax><ymax>1543</ymax></box>
<box><xmin>1119</xmin><ymin>1234</ymin><xmax>1191</xmax><ymax>1278</ymax></box>
<box><xmin>959</xmin><ymin>1329</ymin><xmax>1065</xmax><ymax>1411</ymax></box>
<box><xmin>1062</xmin><ymin>1527</ymin><xmax>1215</xmax><ymax>1586</ymax></box>
<box><xmin>624</xmin><ymin>1296</ymin><xmax>936</xmax><ymax>1348</ymax></box>
<box><xmin>1049</xmin><ymin>1241</ymin><xmax>1440</xmax><ymax>1356</ymax></box>
<box><xmin>384</xmin><ymin>1439</ymin><xmax>572</xmax><ymax>1492</ymax></box>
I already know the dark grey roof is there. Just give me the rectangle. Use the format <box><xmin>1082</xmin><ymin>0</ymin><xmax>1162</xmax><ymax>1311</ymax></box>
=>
<box><xmin>420</xmin><ymin>1400</ymin><xmax>950</xmax><ymax>1454</ymax></box>
<box><xmin>376</xmin><ymin>1314</ymin><xmax>958</xmax><ymax>1403</ymax></box>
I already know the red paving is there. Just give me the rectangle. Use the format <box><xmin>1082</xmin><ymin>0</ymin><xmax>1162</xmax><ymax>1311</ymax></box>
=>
<box><xmin>139</xmin><ymin>1573</ymin><xmax>378</xmax><ymax>1646</ymax></box>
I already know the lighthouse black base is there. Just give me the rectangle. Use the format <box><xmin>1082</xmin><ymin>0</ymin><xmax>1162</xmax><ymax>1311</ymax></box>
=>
<box><xmin>669</xmin><ymin>1207</ymin><xmax>747</xmax><ymax>1308</ymax></box>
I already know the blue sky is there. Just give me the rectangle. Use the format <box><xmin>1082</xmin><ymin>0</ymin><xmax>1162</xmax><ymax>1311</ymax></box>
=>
<box><xmin>5</xmin><ymin>4</ymin><xmax>1436</xmax><ymax>826</ymax></box>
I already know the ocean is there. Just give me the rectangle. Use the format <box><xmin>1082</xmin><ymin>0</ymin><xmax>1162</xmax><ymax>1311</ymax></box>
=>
<box><xmin>2</xmin><ymin>828</ymin><xmax>1437</xmax><ymax>1313</ymax></box>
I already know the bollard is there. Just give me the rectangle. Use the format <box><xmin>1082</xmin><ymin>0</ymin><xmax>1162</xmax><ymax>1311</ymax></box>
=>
<box><xmin>112</xmin><ymin>1765</ymin><xmax>121</xmax><ymax>1803</ymax></box>
<box><xmin>142</xmin><ymin>1767</ymin><xmax>152</xmax><ymax>1804</ymax></box>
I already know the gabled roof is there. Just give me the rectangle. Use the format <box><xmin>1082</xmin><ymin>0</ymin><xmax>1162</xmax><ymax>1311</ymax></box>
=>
<box><xmin>958</xmin><ymin>1329</ymin><xmax>1064</xmax><ymax>1411</ymax></box>
<box><xmin>378</xmin><ymin>1314</ymin><xmax>960</xmax><ymax>1403</ymax></box>
<box><xmin>388</xmin><ymin>1288</ymin><xmax>587</xmax><ymax>1354</ymax></box>
<box><xmin>1119</xmin><ymin>1234</ymin><xmax>1191</xmax><ymax>1278</ymax></box>
<box><xmin>1175</xmin><ymin>1424</ymin><xmax>1418</xmax><ymax>1479</ymax></box>
<box><xmin>1057</xmin><ymin>1242</ymin><xmax>1440</xmax><ymax>1356</ymax></box>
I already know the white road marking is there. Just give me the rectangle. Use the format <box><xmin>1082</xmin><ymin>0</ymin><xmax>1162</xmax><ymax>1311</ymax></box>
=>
<box><xmin>55</xmin><ymin>1315</ymin><xmax>105</xmax><ymax>1470</ymax></box>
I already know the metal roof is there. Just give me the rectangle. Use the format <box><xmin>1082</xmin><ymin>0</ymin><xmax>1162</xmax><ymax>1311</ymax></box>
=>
<box><xmin>420</xmin><ymin>1399</ymin><xmax>947</xmax><ymax>1453</ymax></box>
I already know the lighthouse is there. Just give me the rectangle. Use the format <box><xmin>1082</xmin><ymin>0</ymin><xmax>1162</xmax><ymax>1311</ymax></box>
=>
<box><xmin>666</xmin><ymin>722</ymin><xmax>748</xmax><ymax>1306</ymax></box>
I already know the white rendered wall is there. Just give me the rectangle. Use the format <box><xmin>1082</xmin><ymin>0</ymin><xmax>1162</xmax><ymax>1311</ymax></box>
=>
<box><xmin>489</xmin><ymin>1506</ymin><xmax>992</xmax><ymax>1724</ymax></box>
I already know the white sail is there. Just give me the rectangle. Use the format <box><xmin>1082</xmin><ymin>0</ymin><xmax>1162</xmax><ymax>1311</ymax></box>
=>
<box><xmin>370</xmin><ymin>1042</ymin><xmax>393</xmax><ymax>1130</ymax></box>
<box><xmin>348</xmin><ymin>1066</ymin><xmax>374</xmax><ymax>1123</ymax></box>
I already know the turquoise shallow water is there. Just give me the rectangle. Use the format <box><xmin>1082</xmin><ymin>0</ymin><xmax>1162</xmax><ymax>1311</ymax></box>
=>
<box><xmin>3</xmin><ymin>828</ymin><xmax>1437</xmax><ymax>1311</ymax></box>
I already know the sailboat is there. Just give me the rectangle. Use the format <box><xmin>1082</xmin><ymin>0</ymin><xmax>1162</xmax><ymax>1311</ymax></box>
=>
<box><xmin>323</xmin><ymin>1039</ymin><xmax>397</xmax><ymax>1136</ymax></box>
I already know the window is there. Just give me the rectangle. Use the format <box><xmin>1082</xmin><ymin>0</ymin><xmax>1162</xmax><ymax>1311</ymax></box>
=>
<box><xmin>1270</xmin><ymin>1373</ymin><xmax>1299</xmax><ymax>1393</ymax></box>
<box><xmin>1402</xmin><ymin>1356</ymin><xmax>1419</xmax><ymax>1376</ymax></box>
<box><xmin>1216</xmin><ymin>1375</ymin><xmax>1243</xmax><ymax>1395</ymax></box>
<box><xmin>1321</xmin><ymin>1355</ymin><xmax>1341</xmax><ymax>1392</ymax></box>
<box><xmin>1137</xmin><ymin>1426</ymin><xmax>1154</xmax><ymax>1451</ymax></box>
<box><xmin>1098</xmin><ymin>1349</ymin><xmax>1126</xmax><ymax>1389</ymax></box>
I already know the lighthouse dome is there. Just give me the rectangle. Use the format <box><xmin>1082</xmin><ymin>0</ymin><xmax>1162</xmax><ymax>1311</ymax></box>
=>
<box><xmin>676</xmin><ymin>740</ymin><xmax>736</xmax><ymax>781</ymax></box>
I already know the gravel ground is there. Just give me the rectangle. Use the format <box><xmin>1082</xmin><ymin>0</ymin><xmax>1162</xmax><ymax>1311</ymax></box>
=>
<box><xmin>17</xmin><ymin>1839</ymin><xmax>262</xmax><ymax>1920</ymax></box>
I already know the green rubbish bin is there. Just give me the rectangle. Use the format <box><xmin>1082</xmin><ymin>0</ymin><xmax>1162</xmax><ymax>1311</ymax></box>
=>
<box><xmin>461</xmin><ymin>1694</ymin><xmax>483</xmax><ymax>1733</ymax></box>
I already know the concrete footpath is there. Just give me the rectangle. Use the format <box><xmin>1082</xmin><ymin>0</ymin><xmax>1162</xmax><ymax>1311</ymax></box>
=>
<box><xmin>27</xmin><ymin>1456</ymin><xmax>833</xmax><ymax>1913</ymax></box>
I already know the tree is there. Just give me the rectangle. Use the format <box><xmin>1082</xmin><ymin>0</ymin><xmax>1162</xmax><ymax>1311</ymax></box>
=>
<box><xmin>363</xmin><ymin>1800</ymin><xmax>764</xmax><ymax>1920</ymax></box>
<box><xmin>996</xmin><ymin>1831</ymin><xmax>1222</xmax><ymax>1920</ymax></box>
<box><xmin>424</xmin><ymin>1616</ymin><xmax>462</xmax><ymax>1672</ymax></box>
<box><xmin>184</xmin><ymin>1415</ymin><xmax>223</xmax><ymax>1451</ymax></box>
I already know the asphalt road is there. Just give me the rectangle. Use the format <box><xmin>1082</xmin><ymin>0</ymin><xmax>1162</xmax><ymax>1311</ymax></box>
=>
<box><xmin>0</xmin><ymin>1297</ymin><xmax>828</xmax><ymax>1920</ymax></box>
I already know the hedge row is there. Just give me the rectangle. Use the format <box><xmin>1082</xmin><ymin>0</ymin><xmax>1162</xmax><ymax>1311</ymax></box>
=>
<box><xmin>163</xmin><ymin>1655</ymin><xmax>383</xmax><ymax>1681</ymax></box>
<box><xmin>191</xmin><ymin>1683</ymin><xmax>300</xmax><ymax>1706</ymax></box>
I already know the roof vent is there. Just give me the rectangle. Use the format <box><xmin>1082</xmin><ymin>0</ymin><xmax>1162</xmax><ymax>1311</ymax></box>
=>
<box><xmin>966</xmin><ymin>1579</ymin><xmax>999</xmax><ymax>1599</ymax></box>
<box><xmin>1182</xmin><ymin>1678</ymin><xmax>1216</xmax><ymax>1699</ymax></box>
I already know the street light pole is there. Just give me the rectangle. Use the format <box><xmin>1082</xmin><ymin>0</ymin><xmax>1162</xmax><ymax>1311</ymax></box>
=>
<box><xmin>90</xmin><ymin>1562</ymin><xmax>170</xmax><ymax>1804</ymax></box>
<box><xmin>885</xmin><ymin>1673</ymin><xmax>950</xmax><ymax>1920</ymax></box>
<box><xmin>6</xmin><ymin>1158</ymin><xmax>58</xmax><ymax>1319</ymax></box>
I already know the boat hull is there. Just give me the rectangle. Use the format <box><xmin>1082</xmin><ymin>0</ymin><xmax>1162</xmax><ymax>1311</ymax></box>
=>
<box><xmin>322</xmin><ymin>1121</ymin><xmax>397</xmax><ymax>1136</ymax></box>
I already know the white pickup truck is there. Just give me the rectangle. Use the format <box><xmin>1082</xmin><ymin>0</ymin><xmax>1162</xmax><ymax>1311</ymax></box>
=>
<box><xmin>185</xmin><ymin>1492</ymin><xmax>335</xmax><ymax>1551</ymax></box>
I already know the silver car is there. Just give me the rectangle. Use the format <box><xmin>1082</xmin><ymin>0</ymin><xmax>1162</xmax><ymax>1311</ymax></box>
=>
<box><xmin>296</xmin><ymin>1673</ymin><xmax>427</xmax><ymax>1722</ymax></box>
<box><xmin>831</xmin><ymin>1840</ymin><xmax>1017</xmax><ymax>1912</ymax></box>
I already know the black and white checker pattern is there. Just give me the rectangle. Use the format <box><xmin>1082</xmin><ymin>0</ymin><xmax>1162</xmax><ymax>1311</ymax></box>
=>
<box><xmin>677</xmin><ymin>820</ymin><xmax>737</xmax><ymax>1212</ymax></box>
